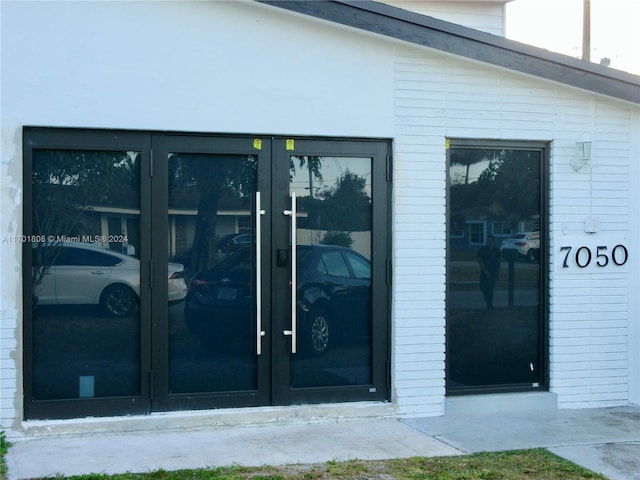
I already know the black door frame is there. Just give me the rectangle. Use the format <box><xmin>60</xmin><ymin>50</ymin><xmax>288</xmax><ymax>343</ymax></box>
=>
<box><xmin>150</xmin><ymin>134</ymin><xmax>274</xmax><ymax>412</ymax></box>
<box><xmin>444</xmin><ymin>138</ymin><xmax>550</xmax><ymax>395</ymax></box>
<box><xmin>23</xmin><ymin>128</ymin><xmax>391</xmax><ymax>419</ymax></box>
<box><xmin>270</xmin><ymin>137</ymin><xmax>391</xmax><ymax>406</ymax></box>
<box><xmin>23</xmin><ymin>127</ymin><xmax>153</xmax><ymax>419</ymax></box>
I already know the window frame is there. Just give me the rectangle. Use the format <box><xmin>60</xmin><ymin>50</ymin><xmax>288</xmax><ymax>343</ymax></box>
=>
<box><xmin>22</xmin><ymin>127</ymin><xmax>153</xmax><ymax>420</ymax></box>
<box><xmin>445</xmin><ymin>138</ymin><xmax>550</xmax><ymax>395</ymax></box>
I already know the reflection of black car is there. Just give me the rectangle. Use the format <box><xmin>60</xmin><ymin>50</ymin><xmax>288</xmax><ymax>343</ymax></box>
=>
<box><xmin>184</xmin><ymin>244</ymin><xmax>371</xmax><ymax>355</ymax></box>
<box><xmin>215</xmin><ymin>233</ymin><xmax>252</xmax><ymax>256</ymax></box>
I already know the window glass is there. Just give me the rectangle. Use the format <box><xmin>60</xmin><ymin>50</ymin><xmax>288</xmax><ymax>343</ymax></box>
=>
<box><xmin>447</xmin><ymin>145</ymin><xmax>544</xmax><ymax>392</ymax></box>
<box><xmin>289</xmin><ymin>155</ymin><xmax>374</xmax><ymax>387</ymax></box>
<box><xmin>168</xmin><ymin>152</ymin><xmax>258</xmax><ymax>395</ymax></box>
<box><xmin>321</xmin><ymin>251</ymin><xmax>351</xmax><ymax>278</ymax></box>
<box><xmin>316</xmin><ymin>258</ymin><xmax>328</xmax><ymax>275</ymax></box>
<box><xmin>57</xmin><ymin>247</ymin><xmax>123</xmax><ymax>267</ymax></box>
<box><xmin>346</xmin><ymin>252</ymin><xmax>371</xmax><ymax>280</ymax></box>
<box><xmin>469</xmin><ymin>223</ymin><xmax>484</xmax><ymax>245</ymax></box>
<box><xmin>30</xmin><ymin>149</ymin><xmax>141</xmax><ymax>402</ymax></box>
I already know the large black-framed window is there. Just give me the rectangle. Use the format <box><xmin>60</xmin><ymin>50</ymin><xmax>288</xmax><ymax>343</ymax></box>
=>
<box><xmin>22</xmin><ymin>127</ymin><xmax>391</xmax><ymax>420</ymax></box>
<box><xmin>446</xmin><ymin>139</ymin><xmax>549</xmax><ymax>394</ymax></box>
<box><xmin>23</xmin><ymin>128</ymin><xmax>152</xmax><ymax>419</ymax></box>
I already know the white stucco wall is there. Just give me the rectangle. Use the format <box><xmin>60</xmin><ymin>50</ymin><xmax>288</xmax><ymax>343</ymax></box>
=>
<box><xmin>0</xmin><ymin>0</ymin><xmax>397</xmax><ymax>430</ymax></box>
<box><xmin>1</xmin><ymin>0</ymin><xmax>638</xmax><ymax>430</ymax></box>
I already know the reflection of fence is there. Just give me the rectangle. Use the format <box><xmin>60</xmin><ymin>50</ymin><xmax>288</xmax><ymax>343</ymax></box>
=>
<box><xmin>296</xmin><ymin>229</ymin><xmax>371</xmax><ymax>259</ymax></box>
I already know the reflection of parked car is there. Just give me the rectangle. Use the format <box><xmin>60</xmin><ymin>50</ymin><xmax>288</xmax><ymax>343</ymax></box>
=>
<box><xmin>34</xmin><ymin>242</ymin><xmax>187</xmax><ymax>317</ymax></box>
<box><xmin>216</xmin><ymin>233</ymin><xmax>252</xmax><ymax>256</ymax></box>
<box><xmin>185</xmin><ymin>244</ymin><xmax>371</xmax><ymax>355</ymax></box>
<box><xmin>500</xmin><ymin>232</ymin><xmax>540</xmax><ymax>262</ymax></box>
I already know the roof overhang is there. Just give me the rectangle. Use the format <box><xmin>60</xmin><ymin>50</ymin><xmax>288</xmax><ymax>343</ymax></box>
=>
<box><xmin>255</xmin><ymin>0</ymin><xmax>640</xmax><ymax>105</ymax></box>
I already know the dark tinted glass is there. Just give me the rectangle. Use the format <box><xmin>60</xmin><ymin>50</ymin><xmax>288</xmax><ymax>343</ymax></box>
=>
<box><xmin>30</xmin><ymin>149</ymin><xmax>141</xmax><ymax>400</ymax></box>
<box><xmin>56</xmin><ymin>247</ymin><xmax>123</xmax><ymax>267</ymax></box>
<box><xmin>289</xmin><ymin>156</ymin><xmax>373</xmax><ymax>387</ymax></box>
<box><xmin>447</xmin><ymin>147</ymin><xmax>543</xmax><ymax>390</ymax></box>
<box><xmin>168</xmin><ymin>153</ymin><xmax>258</xmax><ymax>394</ymax></box>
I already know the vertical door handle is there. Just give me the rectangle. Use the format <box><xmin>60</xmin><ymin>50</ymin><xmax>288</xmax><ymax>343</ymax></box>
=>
<box><xmin>283</xmin><ymin>192</ymin><xmax>297</xmax><ymax>353</ymax></box>
<box><xmin>256</xmin><ymin>192</ymin><xmax>266</xmax><ymax>355</ymax></box>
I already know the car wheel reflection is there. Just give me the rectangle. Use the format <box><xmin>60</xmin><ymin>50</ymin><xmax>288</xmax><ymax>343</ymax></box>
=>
<box><xmin>306</xmin><ymin>308</ymin><xmax>330</xmax><ymax>355</ymax></box>
<box><xmin>185</xmin><ymin>244</ymin><xmax>371</xmax><ymax>356</ymax></box>
<box><xmin>33</xmin><ymin>242</ymin><xmax>187</xmax><ymax>318</ymax></box>
<box><xmin>101</xmin><ymin>283</ymin><xmax>137</xmax><ymax>317</ymax></box>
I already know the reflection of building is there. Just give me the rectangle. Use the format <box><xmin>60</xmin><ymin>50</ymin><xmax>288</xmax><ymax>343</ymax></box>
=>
<box><xmin>2</xmin><ymin>0</ymin><xmax>639</xmax><ymax>455</ymax></box>
<box><xmin>37</xmin><ymin>188</ymin><xmax>254</xmax><ymax>261</ymax></box>
<box><xmin>168</xmin><ymin>194</ymin><xmax>253</xmax><ymax>262</ymax></box>
<box><xmin>450</xmin><ymin>206</ymin><xmax>541</xmax><ymax>252</ymax></box>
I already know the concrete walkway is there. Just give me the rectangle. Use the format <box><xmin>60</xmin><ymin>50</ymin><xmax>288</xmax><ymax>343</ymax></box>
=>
<box><xmin>403</xmin><ymin>406</ymin><xmax>640</xmax><ymax>480</ymax></box>
<box><xmin>6</xmin><ymin>417</ymin><xmax>460</xmax><ymax>478</ymax></box>
<box><xmin>6</xmin><ymin>406</ymin><xmax>640</xmax><ymax>479</ymax></box>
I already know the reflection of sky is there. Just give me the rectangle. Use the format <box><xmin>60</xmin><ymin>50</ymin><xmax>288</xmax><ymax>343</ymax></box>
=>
<box><xmin>449</xmin><ymin>159</ymin><xmax>489</xmax><ymax>185</ymax></box>
<box><xmin>289</xmin><ymin>156</ymin><xmax>372</xmax><ymax>197</ymax></box>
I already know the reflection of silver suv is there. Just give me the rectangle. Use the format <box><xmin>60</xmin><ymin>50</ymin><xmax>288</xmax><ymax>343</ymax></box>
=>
<box><xmin>500</xmin><ymin>231</ymin><xmax>540</xmax><ymax>262</ymax></box>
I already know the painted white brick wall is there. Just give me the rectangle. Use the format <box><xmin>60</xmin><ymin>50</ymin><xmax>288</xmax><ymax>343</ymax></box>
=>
<box><xmin>0</xmin><ymin>135</ymin><xmax>22</xmax><ymax>430</ymax></box>
<box><xmin>393</xmin><ymin>47</ymin><xmax>637</xmax><ymax>412</ymax></box>
<box><xmin>549</xmin><ymin>97</ymin><xmax>633</xmax><ymax>408</ymax></box>
<box><xmin>0</xmin><ymin>0</ymin><xmax>638</xmax><ymax>428</ymax></box>
<box><xmin>0</xmin><ymin>311</ymin><xmax>19</xmax><ymax>428</ymax></box>
<box><xmin>393</xmin><ymin>67</ymin><xmax>448</xmax><ymax>414</ymax></box>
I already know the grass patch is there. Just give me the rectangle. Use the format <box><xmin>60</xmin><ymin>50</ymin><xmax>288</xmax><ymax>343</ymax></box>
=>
<box><xmin>17</xmin><ymin>449</ymin><xmax>605</xmax><ymax>480</ymax></box>
<box><xmin>1</xmin><ymin>431</ymin><xmax>9</xmax><ymax>480</ymax></box>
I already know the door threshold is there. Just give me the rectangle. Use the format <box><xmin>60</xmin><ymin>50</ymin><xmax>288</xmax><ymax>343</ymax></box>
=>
<box><xmin>445</xmin><ymin>392</ymin><xmax>558</xmax><ymax>416</ymax></box>
<box><xmin>16</xmin><ymin>402</ymin><xmax>398</xmax><ymax>439</ymax></box>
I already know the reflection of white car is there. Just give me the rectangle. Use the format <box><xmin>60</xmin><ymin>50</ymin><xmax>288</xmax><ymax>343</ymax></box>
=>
<box><xmin>500</xmin><ymin>232</ymin><xmax>540</xmax><ymax>262</ymax></box>
<box><xmin>34</xmin><ymin>242</ymin><xmax>187</xmax><ymax>317</ymax></box>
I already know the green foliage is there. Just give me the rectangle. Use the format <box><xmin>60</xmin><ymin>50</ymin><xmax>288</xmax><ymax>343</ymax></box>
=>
<box><xmin>449</xmin><ymin>148</ymin><xmax>541</xmax><ymax>232</ymax></box>
<box><xmin>299</xmin><ymin>169</ymin><xmax>371</xmax><ymax>234</ymax></box>
<box><xmin>1</xmin><ymin>430</ymin><xmax>10</xmax><ymax>480</ymax></box>
<box><xmin>321</xmin><ymin>231</ymin><xmax>353</xmax><ymax>248</ymax></box>
<box><xmin>290</xmin><ymin>156</ymin><xmax>323</xmax><ymax>184</ymax></box>
<box><xmin>31</xmin><ymin>149</ymin><xmax>141</xmax><ymax>288</ymax></box>
<box><xmin>169</xmin><ymin>153</ymin><xmax>257</xmax><ymax>271</ymax></box>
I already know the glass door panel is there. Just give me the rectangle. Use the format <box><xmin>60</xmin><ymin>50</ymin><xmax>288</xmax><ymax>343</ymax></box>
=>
<box><xmin>167</xmin><ymin>152</ymin><xmax>259</xmax><ymax>394</ymax></box>
<box><xmin>25</xmin><ymin>132</ymin><xmax>390</xmax><ymax>419</ymax></box>
<box><xmin>288</xmin><ymin>155</ymin><xmax>374</xmax><ymax>389</ymax></box>
<box><xmin>30</xmin><ymin>148</ymin><xmax>142</xmax><ymax>401</ymax></box>
<box><xmin>447</xmin><ymin>146</ymin><xmax>544</xmax><ymax>392</ymax></box>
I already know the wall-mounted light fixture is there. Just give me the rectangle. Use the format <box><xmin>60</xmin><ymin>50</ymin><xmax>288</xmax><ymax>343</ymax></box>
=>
<box><xmin>571</xmin><ymin>140</ymin><xmax>592</xmax><ymax>171</ymax></box>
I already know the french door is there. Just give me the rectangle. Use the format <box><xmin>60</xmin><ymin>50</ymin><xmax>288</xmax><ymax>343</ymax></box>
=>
<box><xmin>24</xmin><ymin>129</ymin><xmax>390</xmax><ymax>419</ymax></box>
<box><xmin>152</xmin><ymin>135</ymin><xmax>390</xmax><ymax>411</ymax></box>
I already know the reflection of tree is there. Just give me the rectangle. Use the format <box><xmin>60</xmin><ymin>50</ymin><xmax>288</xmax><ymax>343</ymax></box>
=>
<box><xmin>290</xmin><ymin>155</ymin><xmax>323</xmax><ymax>188</ymax></box>
<box><xmin>169</xmin><ymin>154</ymin><xmax>256</xmax><ymax>271</ymax></box>
<box><xmin>450</xmin><ymin>149</ymin><xmax>492</xmax><ymax>185</ymax></box>
<box><xmin>450</xmin><ymin>149</ymin><xmax>540</xmax><ymax>230</ymax></box>
<box><xmin>300</xmin><ymin>170</ymin><xmax>371</xmax><ymax>235</ymax></box>
<box><xmin>321</xmin><ymin>231</ymin><xmax>353</xmax><ymax>248</ymax></box>
<box><xmin>32</xmin><ymin>150</ymin><xmax>139</xmax><ymax>288</ymax></box>
<box><xmin>477</xmin><ymin>150</ymin><xmax>541</xmax><ymax>228</ymax></box>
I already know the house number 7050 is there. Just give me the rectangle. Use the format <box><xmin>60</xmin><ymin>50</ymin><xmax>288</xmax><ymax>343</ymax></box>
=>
<box><xmin>559</xmin><ymin>245</ymin><xmax>628</xmax><ymax>268</ymax></box>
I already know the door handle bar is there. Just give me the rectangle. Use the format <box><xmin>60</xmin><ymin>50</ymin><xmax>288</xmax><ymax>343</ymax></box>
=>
<box><xmin>283</xmin><ymin>192</ymin><xmax>297</xmax><ymax>353</ymax></box>
<box><xmin>256</xmin><ymin>192</ymin><xmax>266</xmax><ymax>355</ymax></box>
